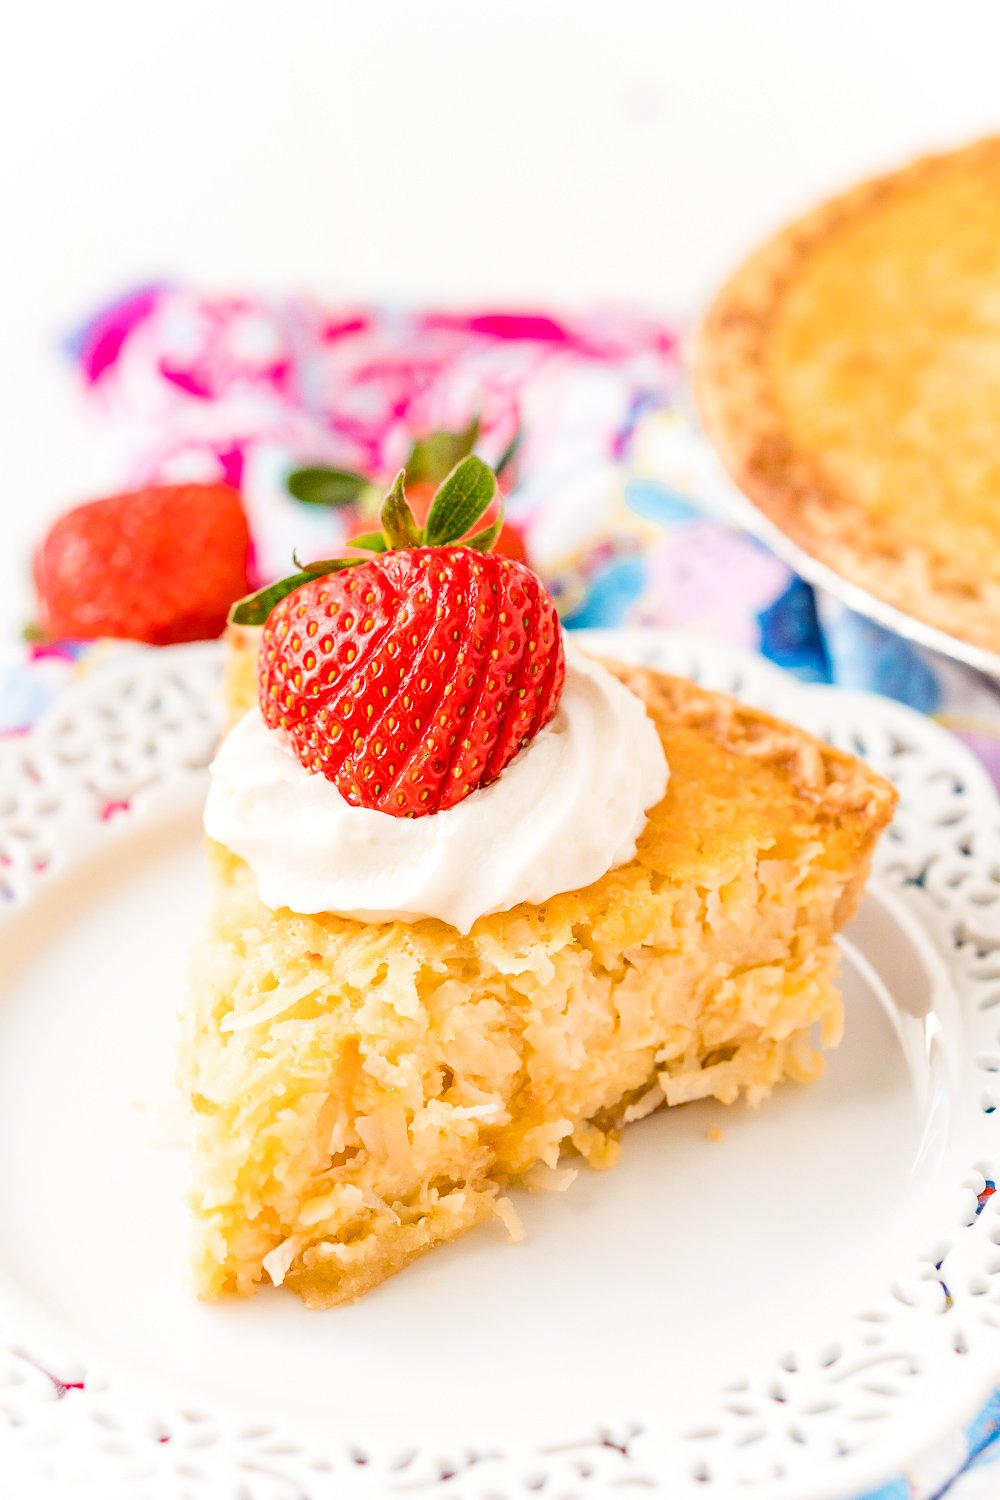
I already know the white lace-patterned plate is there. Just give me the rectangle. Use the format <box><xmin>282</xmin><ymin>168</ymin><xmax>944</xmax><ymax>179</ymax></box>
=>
<box><xmin>1</xmin><ymin>628</ymin><xmax>999</xmax><ymax>1500</ymax></box>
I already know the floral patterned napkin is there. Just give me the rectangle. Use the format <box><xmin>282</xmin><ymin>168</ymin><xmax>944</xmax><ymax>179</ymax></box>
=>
<box><xmin>1</xmin><ymin>288</ymin><xmax>999</xmax><ymax>1495</ymax></box>
<box><xmin>3</xmin><ymin>287</ymin><xmax>998</xmax><ymax>795</ymax></box>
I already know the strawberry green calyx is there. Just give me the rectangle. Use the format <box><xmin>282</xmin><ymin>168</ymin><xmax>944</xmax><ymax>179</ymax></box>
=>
<box><xmin>380</xmin><ymin>470</ymin><xmax>423</xmax><ymax>549</ymax></box>
<box><xmin>424</xmin><ymin>455</ymin><xmax>496</xmax><ymax>545</ymax></box>
<box><xmin>355</xmin><ymin>456</ymin><xmax>504</xmax><ymax>553</ymax></box>
<box><xmin>228</xmin><ymin>458</ymin><xmax>504</xmax><ymax>627</ymax></box>
<box><xmin>491</xmin><ymin>425</ymin><xmax>522</xmax><ymax>484</ymax></box>
<box><xmin>284</xmin><ymin>415</ymin><xmax>521</xmax><ymax>513</ymax></box>
<box><xmin>465</xmin><ymin>510</ymin><xmax>504</xmax><ymax>553</ymax></box>
<box><xmin>346</xmin><ymin>530</ymin><xmax>387</xmax><ymax>553</ymax></box>
<box><xmin>403</xmin><ymin>414</ymin><xmax>521</xmax><ymax>489</ymax></box>
<box><xmin>229</xmin><ymin>557</ymin><xmax>361</xmax><ymax>626</ymax></box>
<box><xmin>286</xmin><ymin>466</ymin><xmax>374</xmax><ymax>509</ymax></box>
<box><xmin>404</xmin><ymin>413</ymin><xmax>480</xmax><ymax>486</ymax></box>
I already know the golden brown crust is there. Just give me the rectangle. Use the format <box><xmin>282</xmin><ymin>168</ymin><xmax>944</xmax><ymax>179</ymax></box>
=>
<box><xmin>607</xmin><ymin>659</ymin><xmax>896</xmax><ymax>825</ymax></box>
<box><xmin>222</xmin><ymin>622</ymin><xmax>261</xmax><ymax>727</ymax></box>
<box><xmin>695</xmin><ymin>135</ymin><xmax>1000</xmax><ymax>655</ymax></box>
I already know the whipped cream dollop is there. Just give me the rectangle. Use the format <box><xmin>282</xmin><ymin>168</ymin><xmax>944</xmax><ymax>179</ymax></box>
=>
<box><xmin>204</xmin><ymin>645</ymin><xmax>668</xmax><ymax>933</ymax></box>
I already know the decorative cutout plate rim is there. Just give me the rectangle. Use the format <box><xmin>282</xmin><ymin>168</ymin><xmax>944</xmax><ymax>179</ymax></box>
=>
<box><xmin>1</xmin><ymin>628</ymin><xmax>999</xmax><ymax>1500</ymax></box>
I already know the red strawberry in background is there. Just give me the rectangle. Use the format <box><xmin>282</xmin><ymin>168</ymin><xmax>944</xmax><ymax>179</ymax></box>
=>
<box><xmin>34</xmin><ymin>483</ymin><xmax>251</xmax><ymax>644</ymax></box>
<box><xmin>232</xmin><ymin>457</ymin><xmax>563</xmax><ymax>818</ymax></box>
<box><xmin>285</xmin><ymin>416</ymin><xmax>529</xmax><ymax>564</ymax></box>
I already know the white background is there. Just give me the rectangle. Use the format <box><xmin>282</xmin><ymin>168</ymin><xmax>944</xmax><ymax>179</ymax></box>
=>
<box><xmin>1</xmin><ymin>0</ymin><xmax>999</xmax><ymax>640</ymax></box>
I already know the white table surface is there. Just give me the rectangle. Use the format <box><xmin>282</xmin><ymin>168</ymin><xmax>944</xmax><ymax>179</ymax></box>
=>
<box><xmin>1</xmin><ymin>0</ymin><xmax>999</xmax><ymax>642</ymax></box>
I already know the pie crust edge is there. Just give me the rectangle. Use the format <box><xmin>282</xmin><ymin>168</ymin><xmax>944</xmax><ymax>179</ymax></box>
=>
<box><xmin>694</xmin><ymin>134</ymin><xmax>1000</xmax><ymax>656</ymax></box>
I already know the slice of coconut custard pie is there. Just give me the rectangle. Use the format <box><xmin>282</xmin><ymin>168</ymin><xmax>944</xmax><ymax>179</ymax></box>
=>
<box><xmin>182</xmin><ymin>457</ymin><xmax>896</xmax><ymax>1307</ymax></box>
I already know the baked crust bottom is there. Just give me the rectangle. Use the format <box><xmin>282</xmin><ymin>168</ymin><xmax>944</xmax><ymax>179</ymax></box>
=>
<box><xmin>182</xmin><ymin>648</ymin><xmax>896</xmax><ymax>1307</ymax></box>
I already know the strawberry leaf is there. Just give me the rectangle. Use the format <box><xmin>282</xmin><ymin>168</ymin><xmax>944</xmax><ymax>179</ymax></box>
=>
<box><xmin>228</xmin><ymin>558</ymin><xmax>362</xmax><ymax>626</ymax></box>
<box><xmin>287</xmin><ymin>466</ymin><xmax>371</xmax><ymax>508</ymax></box>
<box><xmin>465</xmin><ymin>500</ymin><xmax>505</xmax><ymax>554</ymax></box>
<box><xmin>380</xmin><ymin>471</ymin><xmax>422</xmax><ymax>549</ymax></box>
<box><xmin>299</xmin><ymin>555</ymin><xmax>359</xmax><ymax>575</ymax></box>
<box><xmin>493</xmin><ymin>424</ymin><xmax>522</xmax><ymax>481</ymax></box>
<box><xmin>424</xmin><ymin>456</ymin><xmax>497</xmax><ymax>546</ymax></box>
<box><xmin>405</xmin><ymin>414</ymin><xmax>480</xmax><ymax>486</ymax></box>
<box><xmin>348</xmin><ymin>530</ymin><xmax>387</xmax><ymax>552</ymax></box>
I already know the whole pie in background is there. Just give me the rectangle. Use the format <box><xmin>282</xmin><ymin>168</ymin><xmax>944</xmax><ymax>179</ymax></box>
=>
<box><xmin>695</xmin><ymin>135</ymin><xmax>1000</xmax><ymax>658</ymax></box>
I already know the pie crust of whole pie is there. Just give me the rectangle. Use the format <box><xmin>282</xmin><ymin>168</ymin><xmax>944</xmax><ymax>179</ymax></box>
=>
<box><xmin>695</xmin><ymin>135</ymin><xmax>1000</xmax><ymax>657</ymax></box>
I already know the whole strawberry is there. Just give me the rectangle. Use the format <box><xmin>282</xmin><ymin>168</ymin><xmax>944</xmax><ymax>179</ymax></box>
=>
<box><xmin>34</xmin><ymin>483</ymin><xmax>251</xmax><ymax>644</ymax></box>
<box><xmin>232</xmin><ymin>458</ymin><xmax>564</xmax><ymax>818</ymax></box>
